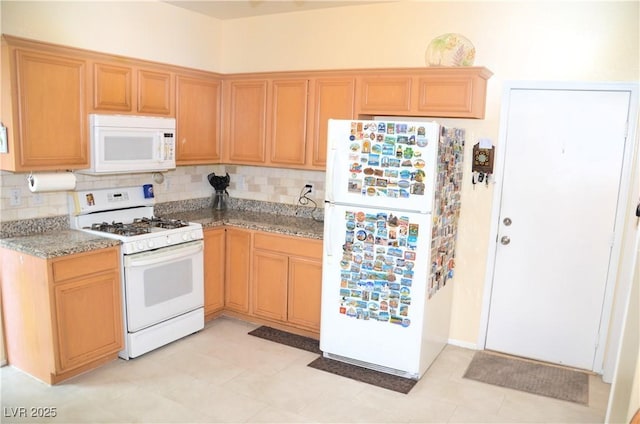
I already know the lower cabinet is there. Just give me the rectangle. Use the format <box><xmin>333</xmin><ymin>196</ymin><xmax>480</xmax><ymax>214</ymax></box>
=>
<box><xmin>203</xmin><ymin>227</ymin><xmax>225</xmax><ymax>319</ymax></box>
<box><xmin>208</xmin><ymin>227</ymin><xmax>322</xmax><ymax>334</ymax></box>
<box><xmin>0</xmin><ymin>246</ymin><xmax>123</xmax><ymax>384</ymax></box>
<box><xmin>224</xmin><ymin>227</ymin><xmax>252</xmax><ymax>313</ymax></box>
<box><xmin>252</xmin><ymin>232</ymin><xmax>323</xmax><ymax>333</ymax></box>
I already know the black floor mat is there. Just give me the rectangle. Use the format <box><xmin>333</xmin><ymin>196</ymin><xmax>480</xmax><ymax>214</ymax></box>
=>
<box><xmin>248</xmin><ymin>326</ymin><xmax>321</xmax><ymax>354</ymax></box>
<box><xmin>307</xmin><ymin>356</ymin><xmax>418</xmax><ymax>394</ymax></box>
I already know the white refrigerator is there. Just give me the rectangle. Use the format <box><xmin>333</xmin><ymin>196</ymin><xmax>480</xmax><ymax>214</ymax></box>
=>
<box><xmin>320</xmin><ymin>119</ymin><xmax>465</xmax><ymax>379</ymax></box>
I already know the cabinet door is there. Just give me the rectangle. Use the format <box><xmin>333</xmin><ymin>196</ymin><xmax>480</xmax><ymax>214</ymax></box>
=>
<box><xmin>92</xmin><ymin>62</ymin><xmax>132</xmax><ymax>112</ymax></box>
<box><xmin>204</xmin><ymin>228</ymin><xmax>225</xmax><ymax>317</ymax></box>
<box><xmin>252</xmin><ymin>250</ymin><xmax>288</xmax><ymax>321</ymax></box>
<box><xmin>288</xmin><ymin>256</ymin><xmax>322</xmax><ymax>331</ymax></box>
<box><xmin>137</xmin><ymin>69</ymin><xmax>172</xmax><ymax>115</ymax></box>
<box><xmin>308</xmin><ymin>77</ymin><xmax>355</xmax><ymax>168</ymax></box>
<box><xmin>176</xmin><ymin>75</ymin><xmax>221</xmax><ymax>164</ymax></box>
<box><xmin>225</xmin><ymin>228</ymin><xmax>252</xmax><ymax>313</ymax></box>
<box><xmin>356</xmin><ymin>76</ymin><xmax>412</xmax><ymax>114</ymax></box>
<box><xmin>223</xmin><ymin>79</ymin><xmax>268</xmax><ymax>164</ymax></box>
<box><xmin>269</xmin><ymin>79</ymin><xmax>308</xmax><ymax>166</ymax></box>
<box><xmin>414</xmin><ymin>70</ymin><xmax>489</xmax><ymax>118</ymax></box>
<box><xmin>54</xmin><ymin>270</ymin><xmax>123</xmax><ymax>372</ymax></box>
<box><xmin>12</xmin><ymin>49</ymin><xmax>88</xmax><ymax>170</ymax></box>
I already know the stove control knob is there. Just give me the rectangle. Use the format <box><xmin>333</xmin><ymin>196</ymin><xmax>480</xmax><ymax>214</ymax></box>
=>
<box><xmin>166</xmin><ymin>236</ymin><xmax>172</xmax><ymax>245</ymax></box>
<box><xmin>191</xmin><ymin>231</ymin><xmax>198</xmax><ymax>240</ymax></box>
<box><xmin>182</xmin><ymin>233</ymin><xmax>189</xmax><ymax>241</ymax></box>
<box><xmin>137</xmin><ymin>242</ymin><xmax>144</xmax><ymax>251</ymax></box>
<box><xmin>147</xmin><ymin>240</ymin><xmax>155</xmax><ymax>249</ymax></box>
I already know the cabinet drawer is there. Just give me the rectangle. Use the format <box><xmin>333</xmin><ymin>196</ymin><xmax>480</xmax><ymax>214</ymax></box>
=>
<box><xmin>52</xmin><ymin>248</ymin><xmax>119</xmax><ymax>282</ymax></box>
<box><xmin>254</xmin><ymin>233</ymin><xmax>322</xmax><ymax>258</ymax></box>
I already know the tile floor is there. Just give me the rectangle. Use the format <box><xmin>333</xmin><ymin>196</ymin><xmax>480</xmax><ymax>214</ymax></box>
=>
<box><xmin>1</xmin><ymin>317</ymin><xmax>610</xmax><ymax>423</ymax></box>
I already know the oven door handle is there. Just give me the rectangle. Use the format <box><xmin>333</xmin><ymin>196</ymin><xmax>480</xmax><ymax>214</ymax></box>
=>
<box><xmin>125</xmin><ymin>241</ymin><xmax>203</xmax><ymax>268</ymax></box>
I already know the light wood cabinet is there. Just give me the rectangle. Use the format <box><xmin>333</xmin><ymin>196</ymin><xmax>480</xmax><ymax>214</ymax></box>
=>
<box><xmin>307</xmin><ymin>77</ymin><xmax>356</xmax><ymax>169</ymax></box>
<box><xmin>92</xmin><ymin>62</ymin><xmax>132</xmax><ymax>111</ymax></box>
<box><xmin>252</xmin><ymin>249</ymin><xmax>289</xmax><ymax>321</ymax></box>
<box><xmin>223</xmin><ymin>77</ymin><xmax>309</xmax><ymax>168</ymax></box>
<box><xmin>224</xmin><ymin>228</ymin><xmax>252</xmax><ymax>313</ymax></box>
<box><xmin>204</xmin><ymin>228</ymin><xmax>225</xmax><ymax>319</ymax></box>
<box><xmin>287</xmin><ymin>256</ymin><xmax>323</xmax><ymax>331</ymax></box>
<box><xmin>223</xmin><ymin>75</ymin><xmax>355</xmax><ymax>170</ymax></box>
<box><xmin>252</xmin><ymin>232</ymin><xmax>323</xmax><ymax>332</ymax></box>
<box><xmin>269</xmin><ymin>78</ymin><xmax>309</xmax><ymax>167</ymax></box>
<box><xmin>90</xmin><ymin>61</ymin><xmax>173</xmax><ymax>115</ymax></box>
<box><xmin>1</xmin><ymin>36</ymin><xmax>88</xmax><ymax>171</ymax></box>
<box><xmin>222</xmin><ymin>79</ymin><xmax>268</xmax><ymax>164</ymax></box>
<box><xmin>0</xmin><ymin>246</ymin><xmax>123</xmax><ymax>384</ymax></box>
<box><xmin>176</xmin><ymin>74</ymin><xmax>222</xmax><ymax>164</ymax></box>
<box><xmin>357</xmin><ymin>75</ymin><xmax>412</xmax><ymax>114</ymax></box>
<box><xmin>356</xmin><ymin>67</ymin><xmax>493</xmax><ymax>119</ymax></box>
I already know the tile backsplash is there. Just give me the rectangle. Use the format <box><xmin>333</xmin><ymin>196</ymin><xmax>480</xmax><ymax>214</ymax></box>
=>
<box><xmin>0</xmin><ymin>165</ymin><xmax>326</xmax><ymax>223</ymax></box>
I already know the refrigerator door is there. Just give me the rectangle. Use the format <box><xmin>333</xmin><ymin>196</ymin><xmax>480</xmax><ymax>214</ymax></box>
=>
<box><xmin>325</xmin><ymin>119</ymin><xmax>439</xmax><ymax>213</ymax></box>
<box><xmin>320</xmin><ymin>203</ymin><xmax>437</xmax><ymax>378</ymax></box>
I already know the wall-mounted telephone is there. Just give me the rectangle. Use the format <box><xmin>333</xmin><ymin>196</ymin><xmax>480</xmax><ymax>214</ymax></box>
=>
<box><xmin>472</xmin><ymin>140</ymin><xmax>494</xmax><ymax>186</ymax></box>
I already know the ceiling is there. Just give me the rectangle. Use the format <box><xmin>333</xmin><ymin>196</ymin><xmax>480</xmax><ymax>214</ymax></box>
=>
<box><xmin>165</xmin><ymin>1</ymin><xmax>390</xmax><ymax>20</ymax></box>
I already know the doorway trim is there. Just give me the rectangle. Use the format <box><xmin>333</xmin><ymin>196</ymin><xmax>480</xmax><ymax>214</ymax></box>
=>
<box><xmin>477</xmin><ymin>81</ymin><xmax>639</xmax><ymax>380</ymax></box>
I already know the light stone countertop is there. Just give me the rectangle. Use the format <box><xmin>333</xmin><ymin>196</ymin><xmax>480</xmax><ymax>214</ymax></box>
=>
<box><xmin>0</xmin><ymin>208</ymin><xmax>324</xmax><ymax>259</ymax></box>
<box><xmin>0</xmin><ymin>230</ymin><xmax>121</xmax><ymax>259</ymax></box>
<box><xmin>160</xmin><ymin>209</ymin><xmax>325</xmax><ymax>240</ymax></box>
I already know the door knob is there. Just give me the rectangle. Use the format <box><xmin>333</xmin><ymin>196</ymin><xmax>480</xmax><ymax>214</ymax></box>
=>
<box><xmin>500</xmin><ymin>236</ymin><xmax>511</xmax><ymax>245</ymax></box>
<box><xmin>503</xmin><ymin>217</ymin><xmax>512</xmax><ymax>226</ymax></box>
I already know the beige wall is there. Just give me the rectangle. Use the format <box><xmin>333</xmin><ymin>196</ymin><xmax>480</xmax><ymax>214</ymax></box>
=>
<box><xmin>1</xmin><ymin>1</ymin><xmax>639</xmax><ymax>349</ymax></box>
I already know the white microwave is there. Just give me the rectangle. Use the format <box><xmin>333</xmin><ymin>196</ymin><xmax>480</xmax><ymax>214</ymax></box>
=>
<box><xmin>80</xmin><ymin>114</ymin><xmax>176</xmax><ymax>175</ymax></box>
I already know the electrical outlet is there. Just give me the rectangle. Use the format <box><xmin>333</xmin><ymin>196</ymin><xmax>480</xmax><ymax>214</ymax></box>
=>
<box><xmin>10</xmin><ymin>188</ymin><xmax>21</xmax><ymax>206</ymax></box>
<box><xmin>32</xmin><ymin>193</ymin><xmax>44</xmax><ymax>205</ymax></box>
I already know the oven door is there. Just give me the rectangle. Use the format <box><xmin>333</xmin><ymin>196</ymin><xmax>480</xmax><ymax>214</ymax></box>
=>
<box><xmin>123</xmin><ymin>240</ymin><xmax>204</xmax><ymax>332</ymax></box>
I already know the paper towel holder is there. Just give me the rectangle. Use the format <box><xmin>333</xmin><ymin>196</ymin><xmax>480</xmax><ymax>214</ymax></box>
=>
<box><xmin>27</xmin><ymin>171</ymin><xmax>77</xmax><ymax>193</ymax></box>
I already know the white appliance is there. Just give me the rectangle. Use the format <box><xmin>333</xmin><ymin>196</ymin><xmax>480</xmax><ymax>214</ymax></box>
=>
<box><xmin>320</xmin><ymin>119</ymin><xmax>465</xmax><ymax>379</ymax></box>
<box><xmin>69</xmin><ymin>186</ymin><xmax>204</xmax><ymax>359</ymax></box>
<box><xmin>79</xmin><ymin>114</ymin><xmax>176</xmax><ymax>175</ymax></box>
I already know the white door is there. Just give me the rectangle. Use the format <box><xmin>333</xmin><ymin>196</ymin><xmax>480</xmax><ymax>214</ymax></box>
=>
<box><xmin>485</xmin><ymin>87</ymin><xmax>632</xmax><ymax>370</ymax></box>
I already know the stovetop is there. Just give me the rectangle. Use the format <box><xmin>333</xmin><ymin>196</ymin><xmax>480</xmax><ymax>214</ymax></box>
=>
<box><xmin>69</xmin><ymin>186</ymin><xmax>203</xmax><ymax>255</ymax></box>
<box><xmin>87</xmin><ymin>217</ymin><xmax>191</xmax><ymax>236</ymax></box>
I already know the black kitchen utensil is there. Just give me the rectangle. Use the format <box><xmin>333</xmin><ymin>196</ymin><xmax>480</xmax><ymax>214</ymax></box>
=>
<box><xmin>207</xmin><ymin>172</ymin><xmax>230</xmax><ymax>192</ymax></box>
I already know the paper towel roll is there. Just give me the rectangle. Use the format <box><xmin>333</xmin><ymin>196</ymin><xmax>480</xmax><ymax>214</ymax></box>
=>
<box><xmin>28</xmin><ymin>172</ymin><xmax>77</xmax><ymax>193</ymax></box>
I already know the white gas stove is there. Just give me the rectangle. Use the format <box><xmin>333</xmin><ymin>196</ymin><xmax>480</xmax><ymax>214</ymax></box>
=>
<box><xmin>69</xmin><ymin>186</ymin><xmax>205</xmax><ymax>359</ymax></box>
<box><xmin>69</xmin><ymin>186</ymin><xmax>203</xmax><ymax>254</ymax></box>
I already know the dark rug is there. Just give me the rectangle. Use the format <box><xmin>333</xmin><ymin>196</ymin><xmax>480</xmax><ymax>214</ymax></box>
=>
<box><xmin>463</xmin><ymin>351</ymin><xmax>589</xmax><ymax>405</ymax></box>
<box><xmin>248</xmin><ymin>326</ymin><xmax>321</xmax><ymax>354</ymax></box>
<box><xmin>307</xmin><ymin>357</ymin><xmax>418</xmax><ymax>394</ymax></box>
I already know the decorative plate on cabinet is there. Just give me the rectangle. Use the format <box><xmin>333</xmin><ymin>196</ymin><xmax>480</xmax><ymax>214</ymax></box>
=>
<box><xmin>425</xmin><ymin>33</ymin><xmax>476</xmax><ymax>67</ymax></box>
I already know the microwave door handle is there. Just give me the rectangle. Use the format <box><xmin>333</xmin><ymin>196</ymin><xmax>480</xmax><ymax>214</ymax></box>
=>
<box><xmin>158</xmin><ymin>132</ymin><xmax>166</xmax><ymax>161</ymax></box>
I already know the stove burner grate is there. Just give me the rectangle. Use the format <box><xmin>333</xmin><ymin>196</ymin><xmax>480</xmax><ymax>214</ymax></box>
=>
<box><xmin>132</xmin><ymin>217</ymin><xmax>190</xmax><ymax>229</ymax></box>
<box><xmin>87</xmin><ymin>221</ymin><xmax>150</xmax><ymax>236</ymax></box>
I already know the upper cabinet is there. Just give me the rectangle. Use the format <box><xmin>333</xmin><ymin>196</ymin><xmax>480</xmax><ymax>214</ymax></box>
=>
<box><xmin>269</xmin><ymin>78</ymin><xmax>309</xmax><ymax>167</ymax></box>
<box><xmin>222</xmin><ymin>78</ymin><xmax>269</xmax><ymax>164</ymax></box>
<box><xmin>356</xmin><ymin>67</ymin><xmax>493</xmax><ymax>119</ymax></box>
<box><xmin>222</xmin><ymin>74</ymin><xmax>356</xmax><ymax>170</ymax></box>
<box><xmin>176</xmin><ymin>73</ymin><xmax>222</xmax><ymax>164</ymax></box>
<box><xmin>307</xmin><ymin>77</ymin><xmax>356</xmax><ymax>169</ymax></box>
<box><xmin>1</xmin><ymin>36</ymin><xmax>492</xmax><ymax>172</ymax></box>
<box><xmin>1</xmin><ymin>36</ymin><xmax>88</xmax><ymax>171</ymax></box>
<box><xmin>90</xmin><ymin>61</ymin><xmax>174</xmax><ymax>115</ymax></box>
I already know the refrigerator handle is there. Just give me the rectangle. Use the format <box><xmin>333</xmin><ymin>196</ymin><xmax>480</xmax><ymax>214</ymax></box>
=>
<box><xmin>326</xmin><ymin>148</ymin><xmax>336</xmax><ymax>202</ymax></box>
<box><xmin>324</xmin><ymin>203</ymin><xmax>334</xmax><ymax>257</ymax></box>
